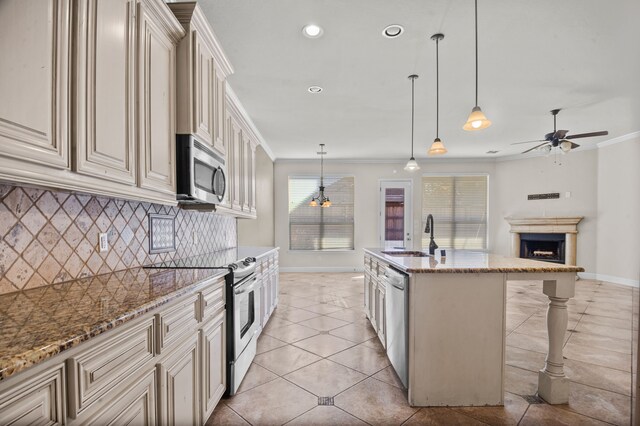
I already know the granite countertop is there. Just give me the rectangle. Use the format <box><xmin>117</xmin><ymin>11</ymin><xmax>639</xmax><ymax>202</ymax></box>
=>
<box><xmin>237</xmin><ymin>246</ymin><xmax>279</xmax><ymax>260</ymax></box>
<box><xmin>0</xmin><ymin>267</ymin><xmax>228</xmax><ymax>381</ymax></box>
<box><xmin>365</xmin><ymin>248</ymin><xmax>585</xmax><ymax>274</ymax></box>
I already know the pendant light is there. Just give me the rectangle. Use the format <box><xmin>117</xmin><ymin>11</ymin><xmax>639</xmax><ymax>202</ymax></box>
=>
<box><xmin>428</xmin><ymin>34</ymin><xmax>447</xmax><ymax>156</ymax></box>
<box><xmin>463</xmin><ymin>0</ymin><xmax>492</xmax><ymax>131</ymax></box>
<box><xmin>404</xmin><ymin>75</ymin><xmax>420</xmax><ymax>172</ymax></box>
<box><xmin>309</xmin><ymin>144</ymin><xmax>331</xmax><ymax>207</ymax></box>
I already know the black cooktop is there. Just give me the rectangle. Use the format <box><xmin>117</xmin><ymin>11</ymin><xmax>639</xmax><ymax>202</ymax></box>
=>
<box><xmin>144</xmin><ymin>249</ymin><xmax>238</xmax><ymax>269</ymax></box>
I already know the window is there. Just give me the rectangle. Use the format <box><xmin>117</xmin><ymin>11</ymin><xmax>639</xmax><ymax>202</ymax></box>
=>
<box><xmin>421</xmin><ymin>175</ymin><xmax>488</xmax><ymax>249</ymax></box>
<box><xmin>288</xmin><ymin>176</ymin><xmax>354</xmax><ymax>250</ymax></box>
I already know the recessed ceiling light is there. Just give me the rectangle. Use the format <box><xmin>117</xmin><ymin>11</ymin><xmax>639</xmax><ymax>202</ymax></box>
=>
<box><xmin>382</xmin><ymin>24</ymin><xmax>404</xmax><ymax>38</ymax></box>
<box><xmin>302</xmin><ymin>24</ymin><xmax>323</xmax><ymax>38</ymax></box>
<box><xmin>308</xmin><ymin>86</ymin><xmax>323</xmax><ymax>93</ymax></box>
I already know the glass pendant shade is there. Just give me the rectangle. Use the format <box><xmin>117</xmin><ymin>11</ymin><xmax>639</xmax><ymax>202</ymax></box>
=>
<box><xmin>428</xmin><ymin>138</ymin><xmax>448</xmax><ymax>156</ymax></box>
<box><xmin>321</xmin><ymin>199</ymin><xmax>332</xmax><ymax>207</ymax></box>
<box><xmin>559</xmin><ymin>140</ymin><xmax>572</xmax><ymax>153</ymax></box>
<box><xmin>309</xmin><ymin>199</ymin><xmax>318</xmax><ymax>207</ymax></box>
<box><xmin>404</xmin><ymin>157</ymin><xmax>420</xmax><ymax>171</ymax></box>
<box><xmin>463</xmin><ymin>106</ymin><xmax>491</xmax><ymax>131</ymax></box>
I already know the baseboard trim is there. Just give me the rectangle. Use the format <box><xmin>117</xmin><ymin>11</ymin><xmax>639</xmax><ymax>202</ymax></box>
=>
<box><xmin>280</xmin><ymin>267</ymin><xmax>365</xmax><ymax>273</ymax></box>
<box><xmin>578</xmin><ymin>272</ymin><xmax>639</xmax><ymax>288</ymax></box>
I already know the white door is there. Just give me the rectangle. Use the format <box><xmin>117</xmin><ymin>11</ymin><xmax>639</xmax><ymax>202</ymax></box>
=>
<box><xmin>379</xmin><ymin>180</ymin><xmax>413</xmax><ymax>249</ymax></box>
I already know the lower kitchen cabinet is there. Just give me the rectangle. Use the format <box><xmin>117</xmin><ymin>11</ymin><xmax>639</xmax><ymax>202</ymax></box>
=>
<box><xmin>84</xmin><ymin>369</ymin><xmax>157</xmax><ymax>426</ymax></box>
<box><xmin>200</xmin><ymin>311</ymin><xmax>226</xmax><ymax>421</ymax></box>
<box><xmin>255</xmin><ymin>249</ymin><xmax>279</xmax><ymax>334</ymax></box>
<box><xmin>158</xmin><ymin>334</ymin><xmax>200</xmax><ymax>426</ymax></box>
<box><xmin>0</xmin><ymin>274</ymin><xmax>227</xmax><ymax>426</ymax></box>
<box><xmin>0</xmin><ymin>364</ymin><xmax>65</xmax><ymax>426</ymax></box>
<box><xmin>364</xmin><ymin>256</ymin><xmax>387</xmax><ymax>348</ymax></box>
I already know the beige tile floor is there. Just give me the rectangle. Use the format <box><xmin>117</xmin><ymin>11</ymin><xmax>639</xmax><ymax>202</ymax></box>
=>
<box><xmin>207</xmin><ymin>273</ymin><xmax>633</xmax><ymax>425</ymax></box>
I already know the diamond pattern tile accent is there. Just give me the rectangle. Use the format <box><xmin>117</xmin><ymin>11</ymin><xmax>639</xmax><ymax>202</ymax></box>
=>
<box><xmin>0</xmin><ymin>185</ymin><xmax>236</xmax><ymax>293</ymax></box>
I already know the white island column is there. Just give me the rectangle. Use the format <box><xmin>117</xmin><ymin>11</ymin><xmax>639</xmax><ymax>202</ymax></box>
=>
<box><xmin>538</xmin><ymin>275</ymin><xmax>576</xmax><ymax>404</ymax></box>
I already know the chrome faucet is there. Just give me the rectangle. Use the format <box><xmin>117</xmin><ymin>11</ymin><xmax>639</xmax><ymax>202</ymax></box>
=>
<box><xmin>424</xmin><ymin>214</ymin><xmax>438</xmax><ymax>255</ymax></box>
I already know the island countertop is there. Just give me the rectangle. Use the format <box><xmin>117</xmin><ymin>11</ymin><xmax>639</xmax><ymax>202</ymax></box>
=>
<box><xmin>0</xmin><ymin>267</ymin><xmax>228</xmax><ymax>381</ymax></box>
<box><xmin>364</xmin><ymin>248</ymin><xmax>585</xmax><ymax>274</ymax></box>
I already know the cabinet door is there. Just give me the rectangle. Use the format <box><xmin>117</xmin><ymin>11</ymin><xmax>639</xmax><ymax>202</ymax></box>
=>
<box><xmin>75</xmin><ymin>0</ymin><xmax>136</xmax><ymax>184</ymax></box>
<box><xmin>377</xmin><ymin>289</ymin><xmax>386</xmax><ymax>348</ymax></box>
<box><xmin>0</xmin><ymin>364</ymin><xmax>65</xmax><ymax>426</ymax></box>
<box><xmin>228</xmin><ymin>116</ymin><xmax>243</xmax><ymax>211</ymax></box>
<box><xmin>137</xmin><ymin>0</ymin><xmax>178</xmax><ymax>195</ymax></box>
<box><xmin>241</xmin><ymin>135</ymin><xmax>251</xmax><ymax>212</ymax></box>
<box><xmin>158</xmin><ymin>335</ymin><xmax>200</xmax><ymax>426</ymax></box>
<box><xmin>212</xmin><ymin>67</ymin><xmax>226</xmax><ymax>156</ymax></box>
<box><xmin>0</xmin><ymin>0</ymin><xmax>70</xmax><ymax>169</ymax></box>
<box><xmin>250</xmin><ymin>143</ymin><xmax>257</xmax><ymax>213</ymax></box>
<box><xmin>363</xmin><ymin>273</ymin><xmax>371</xmax><ymax>318</ymax></box>
<box><xmin>200</xmin><ymin>311</ymin><xmax>225</xmax><ymax>421</ymax></box>
<box><xmin>192</xmin><ymin>31</ymin><xmax>214</xmax><ymax>146</ymax></box>
<box><xmin>85</xmin><ymin>369</ymin><xmax>157</xmax><ymax>426</ymax></box>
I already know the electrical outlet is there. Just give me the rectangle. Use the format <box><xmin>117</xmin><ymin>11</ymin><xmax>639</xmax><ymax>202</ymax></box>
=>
<box><xmin>565</xmin><ymin>191</ymin><xmax>571</xmax><ymax>198</ymax></box>
<box><xmin>99</xmin><ymin>233</ymin><xmax>109</xmax><ymax>252</ymax></box>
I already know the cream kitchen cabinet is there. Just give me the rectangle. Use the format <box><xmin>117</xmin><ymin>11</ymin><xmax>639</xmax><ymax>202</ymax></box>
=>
<box><xmin>221</xmin><ymin>89</ymin><xmax>258</xmax><ymax>218</ymax></box>
<box><xmin>0</xmin><ymin>0</ymin><xmax>185</xmax><ymax>205</ymax></box>
<box><xmin>157</xmin><ymin>334</ymin><xmax>201</xmax><ymax>425</ymax></box>
<box><xmin>0</xmin><ymin>274</ymin><xmax>227</xmax><ymax>426</ymax></box>
<box><xmin>0</xmin><ymin>364</ymin><xmax>65</xmax><ymax>425</ymax></box>
<box><xmin>169</xmin><ymin>2</ymin><xmax>233</xmax><ymax>158</ymax></box>
<box><xmin>363</xmin><ymin>255</ymin><xmax>387</xmax><ymax>348</ymax></box>
<box><xmin>256</xmin><ymin>249</ymin><xmax>279</xmax><ymax>334</ymax></box>
<box><xmin>0</xmin><ymin>0</ymin><xmax>71</xmax><ymax>169</ymax></box>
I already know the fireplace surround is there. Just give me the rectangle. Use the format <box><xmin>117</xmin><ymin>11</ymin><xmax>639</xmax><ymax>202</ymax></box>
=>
<box><xmin>506</xmin><ymin>217</ymin><xmax>583</xmax><ymax>266</ymax></box>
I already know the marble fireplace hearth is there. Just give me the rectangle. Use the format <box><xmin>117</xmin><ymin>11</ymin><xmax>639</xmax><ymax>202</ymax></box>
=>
<box><xmin>506</xmin><ymin>217</ymin><xmax>583</xmax><ymax>266</ymax></box>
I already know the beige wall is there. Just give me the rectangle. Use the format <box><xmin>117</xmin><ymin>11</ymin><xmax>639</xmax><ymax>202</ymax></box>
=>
<box><xmin>596</xmin><ymin>137</ymin><xmax>640</xmax><ymax>283</ymax></box>
<box><xmin>274</xmin><ymin>159</ymin><xmax>497</xmax><ymax>270</ymax></box>
<box><xmin>238</xmin><ymin>146</ymin><xmax>275</xmax><ymax>247</ymax></box>
<box><xmin>492</xmin><ymin>149</ymin><xmax>599</xmax><ymax>274</ymax></box>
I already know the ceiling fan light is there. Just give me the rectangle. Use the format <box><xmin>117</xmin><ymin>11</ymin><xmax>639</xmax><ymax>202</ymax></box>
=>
<box><xmin>404</xmin><ymin>157</ymin><xmax>420</xmax><ymax>172</ymax></box>
<box><xmin>463</xmin><ymin>106</ymin><xmax>491</xmax><ymax>131</ymax></box>
<box><xmin>428</xmin><ymin>138</ymin><xmax>448</xmax><ymax>156</ymax></box>
<box><xmin>560</xmin><ymin>140</ymin><xmax>572</xmax><ymax>153</ymax></box>
<box><xmin>539</xmin><ymin>144</ymin><xmax>552</xmax><ymax>155</ymax></box>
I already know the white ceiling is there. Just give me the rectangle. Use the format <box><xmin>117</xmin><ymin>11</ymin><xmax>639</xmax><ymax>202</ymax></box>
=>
<box><xmin>199</xmin><ymin>0</ymin><xmax>640</xmax><ymax>160</ymax></box>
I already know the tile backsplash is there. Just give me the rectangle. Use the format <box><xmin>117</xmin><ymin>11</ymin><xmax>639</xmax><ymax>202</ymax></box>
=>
<box><xmin>0</xmin><ymin>184</ymin><xmax>236</xmax><ymax>294</ymax></box>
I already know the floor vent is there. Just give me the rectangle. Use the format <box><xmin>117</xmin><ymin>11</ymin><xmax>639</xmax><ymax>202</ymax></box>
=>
<box><xmin>318</xmin><ymin>397</ymin><xmax>334</xmax><ymax>406</ymax></box>
<box><xmin>523</xmin><ymin>394</ymin><xmax>544</xmax><ymax>404</ymax></box>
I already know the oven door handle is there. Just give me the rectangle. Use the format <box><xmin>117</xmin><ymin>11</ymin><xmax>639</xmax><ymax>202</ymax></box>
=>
<box><xmin>234</xmin><ymin>277</ymin><xmax>257</xmax><ymax>295</ymax></box>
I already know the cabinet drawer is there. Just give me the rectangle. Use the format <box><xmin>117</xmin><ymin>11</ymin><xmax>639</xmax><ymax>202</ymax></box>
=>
<box><xmin>0</xmin><ymin>364</ymin><xmax>65</xmax><ymax>425</ymax></box>
<box><xmin>156</xmin><ymin>293</ymin><xmax>199</xmax><ymax>354</ymax></box>
<box><xmin>67</xmin><ymin>317</ymin><xmax>154</xmax><ymax>418</ymax></box>
<box><xmin>200</xmin><ymin>276</ymin><xmax>225</xmax><ymax>322</ymax></box>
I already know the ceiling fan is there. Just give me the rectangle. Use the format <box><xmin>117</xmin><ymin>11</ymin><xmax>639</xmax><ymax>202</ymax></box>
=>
<box><xmin>511</xmin><ymin>109</ymin><xmax>608</xmax><ymax>154</ymax></box>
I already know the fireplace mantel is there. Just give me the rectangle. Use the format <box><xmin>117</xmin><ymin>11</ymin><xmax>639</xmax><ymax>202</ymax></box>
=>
<box><xmin>505</xmin><ymin>216</ymin><xmax>584</xmax><ymax>266</ymax></box>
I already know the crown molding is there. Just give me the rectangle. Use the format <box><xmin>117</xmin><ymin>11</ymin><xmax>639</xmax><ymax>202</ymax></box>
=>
<box><xmin>597</xmin><ymin>131</ymin><xmax>640</xmax><ymax>148</ymax></box>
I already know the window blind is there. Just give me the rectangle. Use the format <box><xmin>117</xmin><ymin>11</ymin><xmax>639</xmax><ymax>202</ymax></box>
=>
<box><xmin>289</xmin><ymin>176</ymin><xmax>355</xmax><ymax>250</ymax></box>
<box><xmin>421</xmin><ymin>175</ymin><xmax>488</xmax><ymax>250</ymax></box>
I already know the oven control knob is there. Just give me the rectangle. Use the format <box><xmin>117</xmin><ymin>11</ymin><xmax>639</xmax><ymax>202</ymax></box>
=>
<box><xmin>245</xmin><ymin>257</ymin><xmax>256</xmax><ymax>263</ymax></box>
<box><xmin>228</xmin><ymin>263</ymin><xmax>238</xmax><ymax>270</ymax></box>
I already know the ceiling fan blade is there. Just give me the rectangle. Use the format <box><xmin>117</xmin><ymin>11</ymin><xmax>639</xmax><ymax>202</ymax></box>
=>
<box><xmin>522</xmin><ymin>142</ymin><xmax>548</xmax><ymax>154</ymax></box>
<box><xmin>554</xmin><ymin>130</ymin><xmax>569</xmax><ymax>139</ymax></box>
<box><xmin>510</xmin><ymin>139</ymin><xmax>545</xmax><ymax>145</ymax></box>
<box><xmin>565</xmin><ymin>130</ymin><xmax>609</xmax><ymax>139</ymax></box>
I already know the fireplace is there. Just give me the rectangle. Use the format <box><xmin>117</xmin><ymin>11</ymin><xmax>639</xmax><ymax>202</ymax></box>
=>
<box><xmin>520</xmin><ymin>233</ymin><xmax>566</xmax><ymax>264</ymax></box>
<box><xmin>505</xmin><ymin>217</ymin><xmax>583</xmax><ymax>266</ymax></box>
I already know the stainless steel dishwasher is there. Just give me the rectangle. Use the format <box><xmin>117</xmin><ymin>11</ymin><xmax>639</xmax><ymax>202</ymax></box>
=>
<box><xmin>384</xmin><ymin>266</ymin><xmax>409</xmax><ymax>388</ymax></box>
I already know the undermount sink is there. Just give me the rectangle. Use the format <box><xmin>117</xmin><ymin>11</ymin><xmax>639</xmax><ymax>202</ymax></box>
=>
<box><xmin>382</xmin><ymin>250</ymin><xmax>432</xmax><ymax>257</ymax></box>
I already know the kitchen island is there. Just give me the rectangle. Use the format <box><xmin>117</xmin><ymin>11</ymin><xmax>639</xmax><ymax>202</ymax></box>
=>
<box><xmin>364</xmin><ymin>248</ymin><xmax>584</xmax><ymax>407</ymax></box>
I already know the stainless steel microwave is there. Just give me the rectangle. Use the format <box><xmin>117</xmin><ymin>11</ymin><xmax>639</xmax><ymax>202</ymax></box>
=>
<box><xmin>176</xmin><ymin>135</ymin><xmax>226</xmax><ymax>206</ymax></box>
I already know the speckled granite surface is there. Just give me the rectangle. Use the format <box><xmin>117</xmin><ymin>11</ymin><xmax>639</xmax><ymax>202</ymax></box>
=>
<box><xmin>365</xmin><ymin>248</ymin><xmax>585</xmax><ymax>274</ymax></box>
<box><xmin>0</xmin><ymin>267</ymin><xmax>227</xmax><ymax>381</ymax></box>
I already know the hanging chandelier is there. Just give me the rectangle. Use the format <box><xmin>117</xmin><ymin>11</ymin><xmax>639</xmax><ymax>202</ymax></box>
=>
<box><xmin>309</xmin><ymin>143</ymin><xmax>331</xmax><ymax>207</ymax></box>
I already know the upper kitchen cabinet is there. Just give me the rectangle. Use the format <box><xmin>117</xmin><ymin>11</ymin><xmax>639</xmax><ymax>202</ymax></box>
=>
<box><xmin>0</xmin><ymin>0</ymin><xmax>185</xmax><ymax>205</ymax></box>
<box><xmin>75</xmin><ymin>0</ymin><xmax>137</xmax><ymax>185</ymax></box>
<box><xmin>168</xmin><ymin>2</ymin><xmax>233</xmax><ymax>158</ymax></box>
<box><xmin>0</xmin><ymin>0</ymin><xmax>71</xmax><ymax>170</ymax></box>
<box><xmin>136</xmin><ymin>0</ymin><xmax>185</xmax><ymax>195</ymax></box>
<box><xmin>223</xmin><ymin>87</ymin><xmax>257</xmax><ymax>219</ymax></box>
